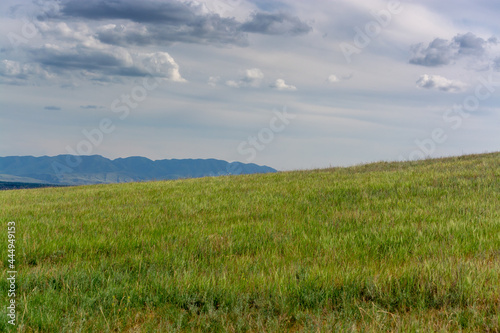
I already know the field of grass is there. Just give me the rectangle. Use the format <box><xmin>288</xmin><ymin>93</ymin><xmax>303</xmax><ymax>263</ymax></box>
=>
<box><xmin>1</xmin><ymin>152</ymin><xmax>500</xmax><ymax>332</ymax></box>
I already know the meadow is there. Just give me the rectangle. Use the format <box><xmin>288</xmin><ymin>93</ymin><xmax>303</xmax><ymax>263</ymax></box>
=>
<box><xmin>1</xmin><ymin>153</ymin><xmax>500</xmax><ymax>332</ymax></box>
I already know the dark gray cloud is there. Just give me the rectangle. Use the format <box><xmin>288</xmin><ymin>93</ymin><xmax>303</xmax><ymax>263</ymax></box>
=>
<box><xmin>30</xmin><ymin>45</ymin><xmax>140</xmax><ymax>75</ymax></box>
<box><xmin>41</xmin><ymin>0</ymin><xmax>310</xmax><ymax>47</ymax></box>
<box><xmin>44</xmin><ymin>106</ymin><xmax>61</xmax><ymax>110</ymax></box>
<box><xmin>80</xmin><ymin>105</ymin><xmax>103</xmax><ymax>109</ymax></box>
<box><xmin>27</xmin><ymin>45</ymin><xmax>185</xmax><ymax>80</ymax></box>
<box><xmin>57</xmin><ymin>0</ymin><xmax>196</xmax><ymax>23</ymax></box>
<box><xmin>240</xmin><ymin>12</ymin><xmax>312</xmax><ymax>35</ymax></box>
<box><xmin>96</xmin><ymin>18</ymin><xmax>246</xmax><ymax>47</ymax></box>
<box><xmin>454</xmin><ymin>32</ymin><xmax>491</xmax><ymax>56</ymax></box>
<box><xmin>494</xmin><ymin>57</ymin><xmax>500</xmax><ymax>71</ymax></box>
<box><xmin>19</xmin><ymin>43</ymin><xmax>186</xmax><ymax>83</ymax></box>
<box><xmin>410</xmin><ymin>32</ymin><xmax>497</xmax><ymax>67</ymax></box>
<box><xmin>410</xmin><ymin>38</ymin><xmax>456</xmax><ymax>66</ymax></box>
<box><xmin>55</xmin><ymin>0</ymin><xmax>246</xmax><ymax>46</ymax></box>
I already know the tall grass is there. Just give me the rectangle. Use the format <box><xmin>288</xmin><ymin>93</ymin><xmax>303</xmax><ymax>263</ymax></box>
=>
<box><xmin>1</xmin><ymin>153</ymin><xmax>500</xmax><ymax>332</ymax></box>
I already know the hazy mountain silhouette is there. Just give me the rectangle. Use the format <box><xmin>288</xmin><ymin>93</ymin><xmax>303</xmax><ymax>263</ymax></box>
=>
<box><xmin>0</xmin><ymin>155</ymin><xmax>277</xmax><ymax>186</ymax></box>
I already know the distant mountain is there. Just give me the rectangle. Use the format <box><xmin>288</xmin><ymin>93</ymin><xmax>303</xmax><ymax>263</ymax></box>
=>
<box><xmin>0</xmin><ymin>155</ymin><xmax>277</xmax><ymax>186</ymax></box>
<box><xmin>0</xmin><ymin>181</ymin><xmax>66</xmax><ymax>190</ymax></box>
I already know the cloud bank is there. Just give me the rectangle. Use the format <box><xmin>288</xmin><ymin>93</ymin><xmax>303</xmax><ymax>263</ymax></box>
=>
<box><xmin>1</xmin><ymin>0</ymin><xmax>311</xmax><ymax>87</ymax></box>
<box><xmin>41</xmin><ymin>0</ymin><xmax>311</xmax><ymax>47</ymax></box>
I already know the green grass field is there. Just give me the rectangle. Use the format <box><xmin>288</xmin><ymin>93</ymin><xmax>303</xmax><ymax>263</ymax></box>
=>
<box><xmin>2</xmin><ymin>153</ymin><xmax>500</xmax><ymax>332</ymax></box>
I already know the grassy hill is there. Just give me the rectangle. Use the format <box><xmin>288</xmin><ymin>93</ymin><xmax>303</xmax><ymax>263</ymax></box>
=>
<box><xmin>1</xmin><ymin>153</ymin><xmax>500</xmax><ymax>332</ymax></box>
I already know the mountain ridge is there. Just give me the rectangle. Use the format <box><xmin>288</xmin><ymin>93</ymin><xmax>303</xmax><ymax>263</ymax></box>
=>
<box><xmin>0</xmin><ymin>154</ymin><xmax>277</xmax><ymax>186</ymax></box>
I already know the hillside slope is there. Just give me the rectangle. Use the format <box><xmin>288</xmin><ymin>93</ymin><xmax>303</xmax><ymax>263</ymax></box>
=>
<box><xmin>1</xmin><ymin>153</ymin><xmax>499</xmax><ymax>332</ymax></box>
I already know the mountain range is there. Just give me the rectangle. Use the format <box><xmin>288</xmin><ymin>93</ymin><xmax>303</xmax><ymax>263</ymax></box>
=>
<box><xmin>0</xmin><ymin>155</ymin><xmax>277</xmax><ymax>186</ymax></box>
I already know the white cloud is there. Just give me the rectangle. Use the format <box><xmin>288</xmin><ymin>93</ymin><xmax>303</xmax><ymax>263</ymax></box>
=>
<box><xmin>37</xmin><ymin>21</ymin><xmax>92</xmax><ymax>43</ymax></box>
<box><xmin>327</xmin><ymin>74</ymin><xmax>340</xmax><ymax>83</ymax></box>
<box><xmin>208</xmin><ymin>76</ymin><xmax>220</xmax><ymax>87</ymax></box>
<box><xmin>225</xmin><ymin>80</ymin><xmax>240</xmax><ymax>87</ymax></box>
<box><xmin>0</xmin><ymin>18</ymin><xmax>186</xmax><ymax>85</ymax></box>
<box><xmin>0</xmin><ymin>60</ymin><xmax>22</xmax><ymax>77</ymax></box>
<box><xmin>226</xmin><ymin>68</ymin><xmax>263</xmax><ymax>88</ymax></box>
<box><xmin>0</xmin><ymin>60</ymin><xmax>54</xmax><ymax>83</ymax></box>
<box><xmin>271</xmin><ymin>78</ymin><xmax>297</xmax><ymax>91</ymax></box>
<box><xmin>327</xmin><ymin>73</ymin><xmax>353</xmax><ymax>84</ymax></box>
<box><xmin>5</xmin><ymin>43</ymin><xmax>186</xmax><ymax>84</ymax></box>
<box><xmin>244</xmin><ymin>68</ymin><xmax>263</xmax><ymax>81</ymax></box>
<box><xmin>139</xmin><ymin>52</ymin><xmax>186</xmax><ymax>82</ymax></box>
<box><xmin>416</xmin><ymin>74</ymin><xmax>467</xmax><ymax>93</ymax></box>
<box><xmin>198</xmin><ymin>0</ymin><xmax>250</xmax><ymax>20</ymax></box>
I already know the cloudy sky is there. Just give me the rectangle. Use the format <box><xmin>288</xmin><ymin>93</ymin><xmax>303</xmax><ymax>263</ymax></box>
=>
<box><xmin>1</xmin><ymin>0</ymin><xmax>499</xmax><ymax>170</ymax></box>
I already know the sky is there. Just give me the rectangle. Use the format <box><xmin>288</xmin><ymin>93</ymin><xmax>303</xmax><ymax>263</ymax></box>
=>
<box><xmin>1</xmin><ymin>0</ymin><xmax>499</xmax><ymax>171</ymax></box>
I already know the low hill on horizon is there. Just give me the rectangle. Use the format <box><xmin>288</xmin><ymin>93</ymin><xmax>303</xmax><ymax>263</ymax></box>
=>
<box><xmin>0</xmin><ymin>154</ymin><xmax>277</xmax><ymax>186</ymax></box>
